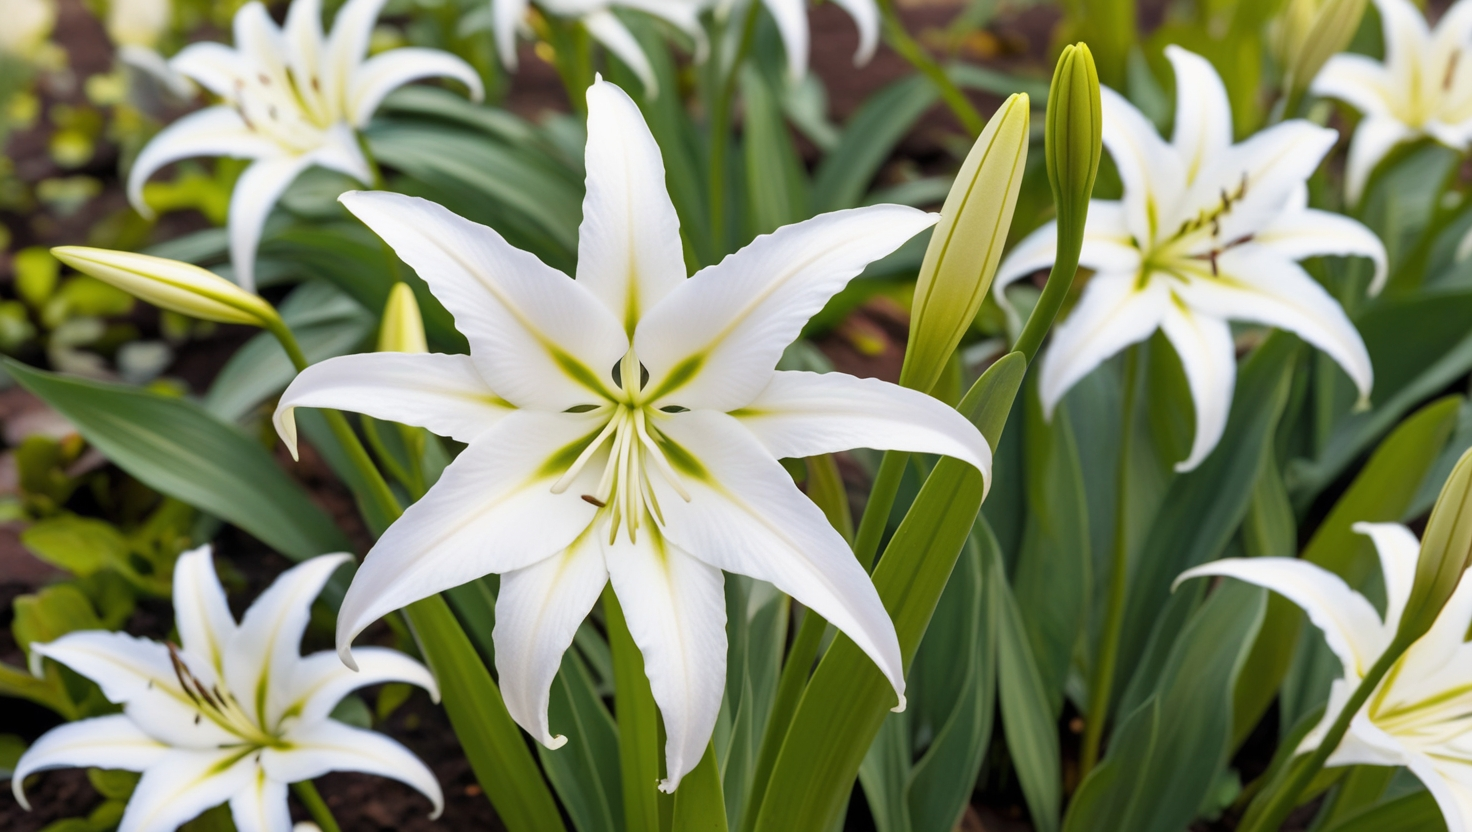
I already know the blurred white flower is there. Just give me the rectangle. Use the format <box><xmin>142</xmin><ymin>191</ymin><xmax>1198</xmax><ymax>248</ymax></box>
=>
<box><xmin>127</xmin><ymin>0</ymin><xmax>483</xmax><ymax>291</ymax></box>
<box><xmin>0</xmin><ymin>0</ymin><xmax>56</xmax><ymax>61</ymax></box>
<box><xmin>107</xmin><ymin>0</ymin><xmax>171</xmax><ymax>49</ymax></box>
<box><xmin>1178</xmin><ymin>524</ymin><xmax>1472</xmax><ymax>832</ymax></box>
<box><xmin>736</xmin><ymin>0</ymin><xmax>877</xmax><ymax>81</ymax></box>
<box><xmin>273</xmin><ymin>78</ymin><xmax>988</xmax><ymax>791</ymax></box>
<box><xmin>994</xmin><ymin>46</ymin><xmax>1384</xmax><ymax>471</ymax></box>
<box><xmin>1312</xmin><ymin>0</ymin><xmax>1472</xmax><ymax>202</ymax></box>
<box><xmin>12</xmin><ymin>546</ymin><xmax>442</xmax><ymax>832</ymax></box>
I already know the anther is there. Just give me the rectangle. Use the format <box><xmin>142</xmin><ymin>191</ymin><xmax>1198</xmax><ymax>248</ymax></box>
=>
<box><xmin>582</xmin><ymin>495</ymin><xmax>606</xmax><ymax>507</ymax></box>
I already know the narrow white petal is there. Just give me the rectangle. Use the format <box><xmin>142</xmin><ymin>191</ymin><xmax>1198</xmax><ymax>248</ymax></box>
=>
<box><xmin>233</xmin><ymin>2</ymin><xmax>292</xmax><ymax>87</ymax></box>
<box><xmin>339</xmin><ymin>191</ymin><xmax>629</xmax><ymax>410</ymax></box>
<box><xmin>336</xmin><ymin>411</ymin><xmax>604</xmax><ymax>667</ymax></box>
<box><xmin>1373</xmin><ymin>0</ymin><xmax>1433</xmax><ymax>98</ymax></box>
<box><xmin>761</xmin><ymin>0</ymin><xmax>809</xmax><ymax>80</ymax></box>
<box><xmin>224</xmin><ymin>554</ymin><xmax>353</xmax><ymax>730</ymax></box>
<box><xmin>1187</xmin><ymin>247</ymin><xmax>1373</xmax><ymax>402</ymax></box>
<box><xmin>118</xmin><ymin>748</ymin><xmax>259</xmax><ymax>832</ymax></box>
<box><xmin>586</xmin><ymin>12</ymin><xmax>660</xmax><ymax>98</ymax></box>
<box><xmin>652</xmin><ymin>411</ymin><xmax>906</xmax><ymax>708</ymax></box>
<box><xmin>1352</xmin><ymin>522</ymin><xmax>1421</xmax><ymax>635</ymax></box>
<box><xmin>1165</xmin><ymin>46</ymin><xmax>1233</xmax><ymax>184</ymax></box>
<box><xmin>1409</xmin><ymin>754</ymin><xmax>1472</xmax><ymax>832</ymax></box>
<box><xmin>264</xmin><ymin>720</ymin><xmax>443</xmax><ymax>818</ymax></box>
<box><xmin>278</xmin><ymin>647</ymin><xmax>439</xmax><ymax>730</ymax></box>
<box><xmin>1311</xmin><ymin>53</ymin><xmax>1397</xmax><ymax>120</ymax></box>
<box><xmin>283</xmin><ymin>0</ymin><xmax>329</xmax><ymax>122</ymax></box>
<box><xmin>322</xmin><ymin>0</ymin><xmax>390</xmax><ymax>114</ymax></box>
<box><xmin>735</xmin><ymin>370</ymin><xmax>992</xmax><ymax>481</ymax></box>
<box><xmin>1424</xmin><ymin>118</ymin><xmax>1472</xmax><ymax>151</ymax></box>
<box><xmin>605</xmin><ymin>533</ymin><xmax>726</xmax><ymax>793</ymax></box>
<box><xmin>307</xmin><ymin>122</ymin><xmax>373</xmax><ymax>185</ymax></box>
<box><xmin>1433</xmin><ymin>0</ymin><xmax>1472</xmax><ymax>85</ymax></box>
<box><xmin>169</xmin><ymin>42</ymin><xmax>250</xmax><ymax>99</ymax></box>
<box><xmin>172</xmin><ymin>544</ymin><xmax>238</xmax><ymax>676</ymax></box>
<box><xmin>1256</xmin><ymin>196</ymin><xmax>1388</xmax><ymax>294</ymax></box>
<box><xmin>1386</xmin><ymin>568</ymin><xmax>1472</xmax><ymax>705</ymax></box>
<box><xmin>1304</xmin><ymin>681</ymin><xmax>1405</xmax><ymax>763</ymax></box>
<box><xmin>994</xmin><ymin>220</ymin><xmax>1059</xmax><ymax>296</ymax></box>
<box><xmin>127</xmin><ymin>107</ymin><xmax>276</xmax><ymax>218</ymax></box>
<box><xmin>494</xmin><ymin>0</ymin><xmax>529</xmax><ymax>69</ymax></box>
<box><xmin>229</xmin><ymin>771</ymin><xmax>291</xmax><ymax>832</ymax></box>
<box><xmin>1158</xmin><ymin>303</ymin><xmax>1236</xmax><ymax>472</ymax></box>
<box><xmin>229</xmin><ymin>155</ymin><xmax>315</xmax><ymax>292</ymax></box>
<box><xmin>347</xmin><ymin>48</ymin><xmax>484</xmax><ymax>127</ymax></box>
<box><xmin>576</xmin><ymin>77</ymin><xmax>686</xmax><ymax>331</ymax></box>
<box><xmin>31</xmin><ymin>630</ymin><xmax>185</xmax><ymax>703</ymax></box>
<box><xmin>1182</xmin><ymin>120</ymin><xmax>1338</xmax><ymax>244</ymax></box>
<box><xmin>493</xmin><ymin>531</ymin><xmax>608</xmax><ymax>748</ymax></box>
<box><xmin>1175</xmin><ymin>557</ymin><xmax>1387</xmax><ymax>677</ymax></box>
<box><xmin>829</xmin><ymin>0</ymin><xmax>879</xmax><ymax>65</ymax></box>
<box><xmin>1344</xmin><ymin>116</ymin><xmax>1416</xmax><ymax>204</ymax></box>
<box><xmin>12</xmin><ymin>716</ymin><xmax>166</xmax><ymax>809</ymax></box>
<box><xmin>634</xmin><ymin>205</ymin><xmax>937</xmax><ymax>411</ymax></box>
<box><xmin>1037</xmin><ymin>272</ymin><xmax>1169</xmax><ymax>417</ymax></box>
<box><xmin>617</xmin><ymin>0</ymin><xmax>708</xmax><ymax>58</ymax></box>
<box><xmin>993</xmin><ymin>202</ymin><xmax>1141</xmax><ymax>301</ymax></box>
<box><xmin>1101</xmin><ymin>85</ymin><xmax>1185</xmax><ymax>247</ymax></box>
<box><xmin>273</xmin><ymin>352</ymin><xmax>513</xmax><ymax>459</ymax></box>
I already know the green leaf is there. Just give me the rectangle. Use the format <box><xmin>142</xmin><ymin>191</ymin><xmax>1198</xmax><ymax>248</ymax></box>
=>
<box><xmin>14</xmin><ymin>583</ymin><xmax>104</xmax><ymax>651</ymax></box>
<box><xmin>812</xmin><ymin>76</ymin><xmax>938</xmax><ymax>213</ymax></box>
<box><xmin>539</xmin><ymin>650</ymin><xmax>623</xmax><ymax>832</ymax></box>
<box><xmin>1320</xmin><ymin>789</ymin><xmax>1446</xmax><ymax>832</ymax></box>
<box><xmin>673</xmin><ymin>744</ymin><xmax>729</xmax><ymax>832</ymax></box>
<box><xmin>5</xmin><ymin>359</ymin><xmax>352</xmax><ymax>562</ymax></box>
<box><xmin>740</xmin><ymin>65</ymin><xmax>812</xmax><ymax>237</ymax></box>
<box><xmin>858</xmin><ymin>712</ymin><xmax>912</xmax><ymax>832</ymax></box>
<box><xmin>606</xmin><ymin>589</ymin><xmax>663</xmax><ymax>832</ymax></box>
<box><xmin>404</xmin><ymin>596</ymin><xmax>567</xmax><ymax>832</ymax></box>
<box><xmin>21</xmin><ymin>515</ymin><xmax>130</xmax><ymax>579</ymax></box>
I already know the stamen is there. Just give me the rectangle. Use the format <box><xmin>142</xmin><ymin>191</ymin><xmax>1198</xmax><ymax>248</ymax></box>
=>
<box><xmin>634</xmin><ymin>410</ymin><xmax>692</xmax><ymax>502</ymax></box>
<box><xmin>550</xmin><ymin>408</ymin><xmax>622</xmax><ymax>494</ymax></box>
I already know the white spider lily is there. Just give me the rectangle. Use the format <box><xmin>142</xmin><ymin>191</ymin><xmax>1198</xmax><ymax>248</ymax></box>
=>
<box><xmin>994</xmin><ymin>46</ymin><xmax>1384</xmax><ymax>472</ymax></box>
<box><xmin>738</xmin><ymin>0</ymin><xmax>878</xmax><ymax>81</ymax></box>
<box><xmin>11</xmin><ymin>546</ymin><xmax>442</xmax><ymax>832</ymax></box>
<box><xmin>1312</xmin><ymin>0</ymin><xmax>1472</xmax><ymax>203</ymax></box>
<box><xmin>273</xmin><ymin>77</ymin><xmax>989</xmax><ymax>791</ymax></box>
<box><xmin>1177</xmin><ymin>524</ymin><xmax>1472</xmax><ymax>832</ymax></box>
<box><xmin>494</xmin><ymin>0</ymin><xmax>705</xmax><ymax>97</ymax></box>
<box><xmin>127</xmin><ymin>0</ymin><xmax>483</xmax><ymax>291</ymax></box>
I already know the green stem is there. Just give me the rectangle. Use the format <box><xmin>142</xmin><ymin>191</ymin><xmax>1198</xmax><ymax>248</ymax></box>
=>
<box><xmin>709</xmin><ymin>0</ymin><xmax>761</xmax><ymax>258</ymax></box>
<box><xmin>1238</xmin><ymin>645</ymin><xmax>1407</xmax><ymax>832</ymax></box>
<box><xmin>876</xmin><ymin>0</ymin><xmax>984</xmax><ymax>136</ymax></box>
<box><xmin>1012</xmin><ymin>219</ymin><xmax>1084</xmax><ymax>363</ymax></box>
<box><xmin>851</xmin><ymin>451</ymin><xmax>911</xmax><ymax>571</ymax></box>
<box><xmin>293</xmin><ymin>780</ymin><xmax>343</xmax><ymax>832</ymax></box>
<box><xmin>1080</xmin><ymin>344</ymin><xmax>1139</xmax><ymax>776</ymax></box>
<box><xmin>362</xmin><ymin>416</ymin><xmax>422</xmax><ymax>497</ymax></box>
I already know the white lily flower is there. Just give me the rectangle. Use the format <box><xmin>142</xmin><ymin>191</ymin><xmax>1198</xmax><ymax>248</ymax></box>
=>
<box><xmin>1312</xmin><ymin>0</ymin><xmax>1472</xmax><ymax>203</ymax></box>
<box><xmin>740</xmin><ymin>0</ymin><xmax>878</xmax><ymax>81</ymax></box>
<box><xmin>1177</xmin><ymin>523</ymin><xmax>1472</xmax><ymax>832</ymax></box>
<box><xmin>127</xmin><ymin>0</ymin><xmax>483</xmax><ymax>291</ymax></box>
<box><xmin>11</xmin><ymin>546</ymin><xmax>442</xmax><ymax>832</ymax></box>
<box><xmin>994</xmin><ymin>46</ymin><xmax>1384</xmax><ymax>472</ymax></box>
<box><xmin>273</xmin><ymin>77</ymin><xmax>989</xmax><ymax>791</ymax></box>
<box><xmin>494</xmin><ymin>0</ymin><xmax>705</xmax><ymax>98</ymax></box>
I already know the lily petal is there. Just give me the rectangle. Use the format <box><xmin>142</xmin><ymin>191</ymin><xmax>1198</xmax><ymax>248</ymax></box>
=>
<box><xmin>172</xmin><ymin>545</ymin><xmax>238</xmax><ymax>676</ymax></box>
<box><xmin>1374</xmin><ymin>0</ymin><xmax>1433</xmax><ymax>99</ymax></box>
<box><xmin>1158</xmin><ymin>302</ymin><xmax>1236</xmax><ymax>472</ymax></box>
<box><xmin>578</xmin><ymin>78</ymin><xmax>686</xmax><ymax>331</ymax></box>
<box><xmin>232</xmin><ymin>2</ymin><xmax>292</xmax><ymax>88</ymax></box>
<box><xmin>1101</xmin><ymin>85</ymin><xmax>1185</xmax><ymax>247</ymax></box>
<box><xmin>652</xmin><ymin>411</ymin><xmax>906</xmax><ymax>708</ymax></box>
<box><xmin>347</xmin><ymin>48</ymin><xmax>484</xmax><ymax>127</ymax></box>
<box><xmin>1304</xmin><ymin>680</ymin><xmax>1406</xmax><ymax>763</ymax></box>
<box><xmin>761</xmin><ymin>0</ymin><xmax>809</xmax><ymax>80</ymax></box>
<box><xmin>283</xmin><ymin>0</ymin><xmax>329</xmax><ymax>122</ymax></box>
<box><xmin>830</xmin><ymin>0</ymin><xmax>879</xmax><ymax>65</ymax></box>
<box><xmin>126</xmin><ymin>107</ymin><xmax>277</xmax><ymax>218</ymax></box>
<box><xmin>734</xmin><ymin>370</ymin><xmax>992</xmax><ymax>482</ymax></box>
<box><xmin>585</xmin><ymin>12</ymin><xmax>660</xmax><ymax>98</ymax></box>
<box><xmin>635</xmin><ymin>205</ymin><xmax>937</xmax><ymax>411</ymax></box>
<box><xmin>493</xmin><ymin>530</ymin><xmax>608</xmax><ymax>748</ymax></box>
<box><xmin>265</xmin><ymin>718</ymin><xmax>444</xmax><ymax>818</ymax></box>
<box><xmin>1256</xmin><ymin>190</ymin><xmax>1388</xmax><ymax>293</ymax></box>
<box><xmin>229</xmin><ymin>771</ymin><xmax>291</xmax><ymax>832</ymax></box>
<box><xmin>1038</xmin><ymin>272</ymin><xmax>1170</xmax><ymax>417</ymax></box>
<box><xmin>273</xmin><ymin>352</ymin><xmax>513</xmax><ymax>458</ymax></box>
<box><xmin>169</xmin><ymin>42</ymin><xmax>251</xmax><ymax>99</ymax></box>
<box><xmin>322</xmin><ymin>0</ymin><xmax>389</xmax><ymax>115</ymax></box>
<box><xmin>336</xmin><ymin>410</ymin><xmax>605</xmax><ymax>667</ymax></box>
<box><xmin>1344</xmin><ymin>116</ymin><xmax>1416</xmax><ymax>204</ymax></box>
<box><xmin>279</xmin><ymin>647</ymin><xmax>439</xmax><ymax>730</ymax></box>
<box><xmin>605</xmin><ymin>532</ymin><xmax>726</xmax><ymax>793</ymax></box>
<box><xmin>1409</xmin><ymin>753</ymin><xmax>1472</xmax><ymax>832</ymax></box>
<box><xmin>494</xmin><ymin>0</ymin><xmax>529</xmax><ymax>70</ymax></box>
<box><xmin>1187</xmin><ymin>247</ymin><xmax>1373</xmax><ymax>403</ymax></box>
<box><xmin>1174</xmin><ymin>558</ymin><xmax>1386</xmax><ymax>677</ymax></box>
<box><xmin>1166</xmin><ymin>46</ymin><xmax>1233</xmax><ymax>184</ymax></box>
<box><xmin>118</xmin><ymin>747</ymin><xmax>258</xmax><ymax>832</ymax></box>
<box><xmin>1184</xmin><ymin>120</ymin><xmax>1338</xmax><ymax>244</ymax></box>
<box><xmin>992</xmin><ymin>201</ymin><xmax>1141</xmax><ymax>299</ymax></box>
<box><xmin>12</xmin><ymin>716</ymin><xmax>166</xmax><ymax>809</ymax></box>
<box><xmin>225</xmin><ymin>554</ymin><xmax>353</xmax><ymax>730</ymax></box>
<box><xmin>307</xmin><ymin>121</ymin><xmax>374</xmax><ymax>185</ymax></box>
<box><xmin>228</xmin><ymin>154</ymin><xmax>316</xmax><ymax>292</ymax></box>
<box><xmin>1353</xmin><ymin>522</ymin><xmax>1421</xmax><ymax>635</ymax></box>
<box><xmin>1311</xmin><ymin>53</ymin><xmax>1397</xmax><ymax>121</ymax></box>
<box><xmin>339</xmin><ymin>191</ymin><xmax>629</xmax><ymax>410</ymax></box>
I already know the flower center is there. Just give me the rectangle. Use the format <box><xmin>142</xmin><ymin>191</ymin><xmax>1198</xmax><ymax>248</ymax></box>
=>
<box><xmin>230</xmin><ymin>68</ymin><xmax>332</xmax><ymax>152</ymax></box>
<box><xmin>551</xmin><ymin>350</ymin><xmax>692</xmax><ymax>545</ymax></box>
<box><xmin>167</xmin><ymin>643</ymin><xmax>282</xmax><ymax>749</ymax></box>
<box><xmin>1140</xmin><ymin>172</ymin><xmax>1255</xmax><ymax>283</ymax></box>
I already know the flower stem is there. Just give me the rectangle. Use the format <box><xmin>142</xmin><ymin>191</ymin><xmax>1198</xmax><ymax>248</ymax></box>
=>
<box><xmin>708</xmin><ymin>0</ymin><xmax>761</xmax><ymax>259</ymax></box>
<box><xmin>876</xmin><ymin>0</ymin><xmax>984</xmax><ymax>136</ymax></box>
<box><xmin>852</xmin><ymin>451</ymin><xmax>911</xmax><ymax>570</ymax></box>
<box><xmin>1237</xmin><ymin>643</ymin><xmax>1406</xmax><ymax>832</ymax></box>
<box><xmin>1080</xmin><ymin>343</ymin><xmax>1139</xmax><ymax>776</ymax></box>
<box><xmin>293</xmin><ymin>780</ymin><xmax>344</xmax><ymax>832</ymax></box>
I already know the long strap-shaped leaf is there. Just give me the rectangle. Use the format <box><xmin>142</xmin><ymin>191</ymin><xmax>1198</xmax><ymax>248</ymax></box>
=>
<box><xmin>751</xmin><ymin>352</ymin><xmax>1026</xmax><ymax>831</ymax></box>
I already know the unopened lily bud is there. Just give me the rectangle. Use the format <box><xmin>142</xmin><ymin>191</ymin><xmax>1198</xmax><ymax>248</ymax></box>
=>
<box><xmin>1396</xmin><ymin>448</ymin><xmax>1472</xmax><ymax>646</ymax></box>
<box><xmin>1281</xmin><ymin>0</ymin><xmax>1369</xmax><ymax>97</ymax></box>
<box><xmin>378</xmin><ymin>282</ymin><xmax>427</xmax><ymax>354</ymax></box>
<box><xmin>1046</xmin><ymin>43</ymin><xmax>1103</xmax><ymax>259</ymax></box>
<box><xmin>901</xmin><ymin>93</ymin><xmax>1030</xmax><ymax>395</ymax></box>
<box><xmin>50</xmin><ymin>246</ymin><xmax>276</xmax><ymax>327</ymax></box>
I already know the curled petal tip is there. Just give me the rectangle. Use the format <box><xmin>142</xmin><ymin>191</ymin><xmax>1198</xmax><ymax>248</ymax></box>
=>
<box><xmin>1353</xmin><ymin>392</ymin><xmax>1372</xmax><ymax>413</ymax></box>
<box><xmin>337</xmin><ymin>644</ymin><xmax>361</xmax><ymax>672</ymax></box>
<box><xmin>891</xmin><ymin>693</ymin><xmax>907</xmax><ymax>713</ymax></box>
<box><xmin>657</xmin><ymin>778</ymin><xmax>677</xmax><ymax>794</ymax></box>
<box><xmin>545</xmin><ymin>734</ymin><xmax>568</xmax><ymax>750</ymax></box>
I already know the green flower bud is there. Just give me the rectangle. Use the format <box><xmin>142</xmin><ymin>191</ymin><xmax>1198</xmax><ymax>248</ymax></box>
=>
<box><xmin>901</xmin><ymin>93</ymin><xmax>1030</xmax><ymax>395</ymax></box>
<box><xmin>1046</xmin><ymin>43</ymin><xmax>1103</xmax><ymax>263</ymax></box>
<box><xmin>1396</xmin><ymin>447</ymin><xmax>1472</xmax><ymax>646</ymax></box>
<box><xmin>1279</xmin><ymin>0</ymin><xmax>1369</xmax><ymax>97</ymax></box>
<box><xmin>377</xmin><ymin>282</ymin><xmax>428</xmax><ymax>354</ymax></box>
<box><xmin>50</xmin><ymin>246</ymin><xmax>276</xmax><ymax>328</ymax></box>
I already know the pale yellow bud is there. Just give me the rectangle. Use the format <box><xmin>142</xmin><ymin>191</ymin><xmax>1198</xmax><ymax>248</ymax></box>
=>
<box><xmin>50</xmin><ymin>247</ymin><xmax>276</xmax><ymax>327</ymax></box>
<box><xmin>0</xmin><ymin>0</ymin><xmax>55</xmax><ymax>61</ymax></box>
<box><xmin>1396</xmin><ymin>448</ymin><xmax>1472</xmax><ymax>646</ymax></box>
<box><xmin>106</xmin><ymin>0</ymin><xmax>171</xmax><ymax>48</ymax></box>
<box><xmin>377</xmin><ymin>282</ymin><xmax>427</xmax><ymax>354</ymax></box>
